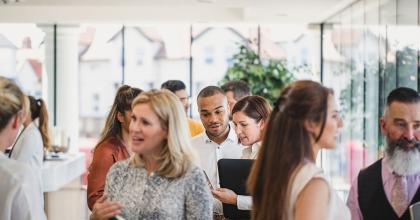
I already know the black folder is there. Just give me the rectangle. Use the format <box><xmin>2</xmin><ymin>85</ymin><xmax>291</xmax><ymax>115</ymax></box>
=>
<box><xmin>217</xmin><ymin>159</ymin><xmax>253</xmax><ymax>220</ymax></box>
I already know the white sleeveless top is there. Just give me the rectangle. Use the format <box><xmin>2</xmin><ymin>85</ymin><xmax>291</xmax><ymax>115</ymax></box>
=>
<box><xmin>287</xmin><ymin>162</ymin><xmax>350</xmax><ymax>220</ymax></box>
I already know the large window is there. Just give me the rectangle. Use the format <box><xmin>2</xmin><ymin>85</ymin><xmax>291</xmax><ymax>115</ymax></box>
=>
<box><xmin>76</xmin><ymin>23</ymin><xmax>321</xmax><ymax>146</ymax></box>
<box><xmin>260</xmin><ymin>24</ymin><xmax>321</xmax><ymax>80</ymax></box>
<box><xmin>124</xmin><ymin>25</ymin><xmax>191</xmax><ymax>91</ymax></box>
<box><xmin>321</xmin><ymin>0</ymin><xmax>420</xmax><ymax>198</ymax></box>
<box><xmin>0</xmin><ymin>24</ymin><xmax>45</xmax><ymax>97</ymax></box>
<box><xmin>78</xmin><ymin>24</ymin><xmax>123</xmax><ymax>149</ymax></box>
<box><xmin>191</xmin><ymin>24</ymin><xmax>258</xmax><ymax>118</ymax></box>
<box><xmin>76</xmin><ymin>23</ymin><xmax>321</xmax><ymax>149</ymax></box>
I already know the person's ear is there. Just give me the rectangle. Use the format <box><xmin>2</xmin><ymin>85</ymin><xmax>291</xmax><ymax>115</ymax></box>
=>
<box><xmin>12</xmin><ymin>114</ymin><xmax>21</xmax><ymax>129</ymax></box>
<box><xmin>197</xmin><ymin>97</ymin><xmax>202</xmax><ymax>111</ymax></box>
<box><xmin>304</xmin><ymin>119</ymin><xmax>319</xmax><ymax>137</ymax></box>
<box><xmin>379</xmin><ymin>117</ymin><xmax>387</xmax><ymax>136</ymax></box>
<box><xmin>117</xmin><ymin>112</ymin><xmax>124</xmax><ymax>123</ymax></box>
<box><xmin>258</xmin><ymin>119</ymin><xmax>266</xmax><ymax>131</ymax></box>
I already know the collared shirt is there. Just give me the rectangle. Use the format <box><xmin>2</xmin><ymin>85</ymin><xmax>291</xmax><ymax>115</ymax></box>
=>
<box><xmin>236</xmin><ymin>142</ymin><xmax>261</xmax><ymax>210</ymax></box>
<box><xmin>347</xmin><ymin>157</ymin><xmax>420</xmax><ymax>220</ymax></box>
<box><xmin>191</xmin><ymin>124</ymin><xmax>243</xmax><ymax>214</ymax></box>
<box><xmin>191</xmin><ymin>124</ymin><xmax>243</xmax><ymax>188</ymax></box>
<box><xmin>241</xmin><ymin>142</ymin><xmax>261</xmax><ymax>160</ymax></box>
<box><xmin>0</xmin><ymin>153</ymin><xmax>46</xmax><ymax>220</ymax></box>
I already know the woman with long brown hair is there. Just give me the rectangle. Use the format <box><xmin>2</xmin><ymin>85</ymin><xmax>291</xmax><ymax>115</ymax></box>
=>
<box><xmin>248</xmin><ymin>80</ymin><xmax>350</xmax><ymax>220</ymax></box>
<box><xmin>87</xmin><ymin>85</ymin><xmax>142</xmax><ymax>210</ymax></box>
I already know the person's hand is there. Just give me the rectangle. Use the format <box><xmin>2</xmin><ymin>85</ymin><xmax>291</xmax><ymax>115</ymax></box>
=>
<box><xmin>90</xmin><ymin>194</ymin><xmax>123</xmax><ymax>220</ymax></box>
<box><xmin>212</xmin><ymin>188</ymin><xmax>238</xmax><ymax>205</ymax></box>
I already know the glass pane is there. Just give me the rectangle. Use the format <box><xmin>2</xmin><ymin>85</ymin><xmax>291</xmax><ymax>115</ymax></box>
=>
<box><xmin>191</xmin><ymin>24</ymin><xmax>258</xmax><ymax>118</ymax></box>
<box><xmin>321</xmin><ymin>0</ymin><xmax>420</xmax><ymax>200</ymax></box>
<box><xmin>380</xmin><ymin>0</ymin><xmax>397</xmax><ymax>100</ymax></box>
<box><xmin>0</xmin><ymin>24</ymin><xmax>45</xmax><ymax>97</ymax></box>
<box><xmin>124</xmin><ymin>24</ymin><xmax>190</xmax><ymax>92</ymax></box>
<box><xmin>364</xmin><ymin>0</ymin><xmax>381</xmax><ymax>166</ymax></box>
<box><xmin>347</xmin><ymin>1</ymin><xmax>366</xmax><ymax>186</ymax></box>
<box><xmin>395</xmin><ymin>0</ymin><xmax>418</xmax><ymax>89</ymax></box>
<box><xmin>78</xmin><ymin>24</ymin><xmax>123</xmax><ymax>151</ymax></box>
<box><xmin>322</xmin><ymin>9</ymin><xmax>353</xmax><ymax>197</ymax></box>
<box><xmin>260</xmin><ymin>24</ymin><xmax>321</xmax><ymax>80</ymax></box>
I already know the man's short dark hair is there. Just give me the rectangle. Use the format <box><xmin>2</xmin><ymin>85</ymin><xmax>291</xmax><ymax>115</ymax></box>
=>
<box><xmin>386</xmin><ymin>87</ymin><xmax>420</xmax><ymax>106</ymax></box>
<box><xmin>161</xmin><ymin>80</ymin><xmax>186</xmax><ymax>93</ymax></box>
<box><xmin>221</xmin><ymin>80</ymin><xmax>251</xmax><ymax>101</ymax></box>
<box><xmin>197</xmin><ymin>86</ymin><xmax>225</xmax><ymax>100</ymax></box>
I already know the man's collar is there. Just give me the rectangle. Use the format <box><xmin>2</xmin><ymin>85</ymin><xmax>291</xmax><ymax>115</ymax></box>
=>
<box><xmin>251</xmin><ymin>141</ymin><xmax>262</xmax><ymax>153</ymax></box>
<box><xmin>382</xmin><ymin>156</ymin><xmax>395</xmax><ymax>175</ymax></box>
<box><xmin>204</xmin><ymin>122</ymin><xmax>238</xmax><ymax>144</ymax></box>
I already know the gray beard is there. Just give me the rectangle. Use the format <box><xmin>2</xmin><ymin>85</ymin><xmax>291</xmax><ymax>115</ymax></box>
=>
<box><xmin>385</xmin><ymin>143</ymin><xmax>420</xmax><ymax>176</ymax></box>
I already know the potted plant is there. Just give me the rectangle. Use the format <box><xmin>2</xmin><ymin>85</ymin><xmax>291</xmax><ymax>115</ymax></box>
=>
<box><xmin>222</xmin><ymin>45</ymin><xmax>294</xmax><ymax>104</ymax></box>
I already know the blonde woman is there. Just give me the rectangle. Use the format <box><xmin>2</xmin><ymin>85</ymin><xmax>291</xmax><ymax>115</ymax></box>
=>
<box><xmin>90</xmin><ymin>89</ymin><xmax>213</xmax><ymax>220</ymax></box>
<box><xmin>0</xmin><ymin>76</ymin><xmax>46</xmax><ymax>220</ymax></box>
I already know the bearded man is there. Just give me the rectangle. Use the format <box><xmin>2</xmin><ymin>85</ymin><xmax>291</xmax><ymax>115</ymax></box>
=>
<box><xmin>347</xmin><ymin>87</ymin><xmax>420</xmax><ymax>220</ymax></box>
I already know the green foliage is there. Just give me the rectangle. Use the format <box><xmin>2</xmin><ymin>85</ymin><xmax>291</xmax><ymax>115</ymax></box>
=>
<box><xmin>222</xmin><ymin>45</ymin><xmax>294</xmax><ymax>104</ymax></box>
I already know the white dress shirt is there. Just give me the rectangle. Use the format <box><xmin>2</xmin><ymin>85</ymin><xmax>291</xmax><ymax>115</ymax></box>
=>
<box><xmin>0</xmin><ymin>153</ymin><xmax>46</xmax><ymax>220</ymax></box>
<box><xmin>191</xmin><ymin>124</ymin><xmax>243</xmax><ymax>188</ymax></box>
<box><xmin>191</xmin><ymin>124</ymin><xmax>243</xmax><ymax>214</ymax></box>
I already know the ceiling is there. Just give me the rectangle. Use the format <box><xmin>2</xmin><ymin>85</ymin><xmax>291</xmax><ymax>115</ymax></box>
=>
<box><xmin>0</xmin><ymin>0</ymin><xmax>357</xmax><ymax>24</ymax></box>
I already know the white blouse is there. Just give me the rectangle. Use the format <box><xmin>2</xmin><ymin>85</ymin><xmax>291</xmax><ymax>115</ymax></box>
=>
<box><xmin>287</xmin><ymin>162</ymin><xmax>350</xmax><ymax>220</ymax></box>
<box><xmin>237</xmin><ymin>142</ymin><xmax>261</xmax><ymax>210</ymax></box>
<box><xmin>9</xmin><ymin>122</ymin><xmax>45</xmax><ymax>213</ymax></box>
<box><xmin>241</xmin><ymin>142</ymin><xmax>260</xmax><ymax>160</ymax></box>
<box><xmin>10</xmin><ymin>122</ymin><xmax>44</xmax><ymax>169</ymax></box>
<box><xmin>0</xmin><ymin>153</ymin><xmax>46</xmax><ymax>220</ymax></box>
